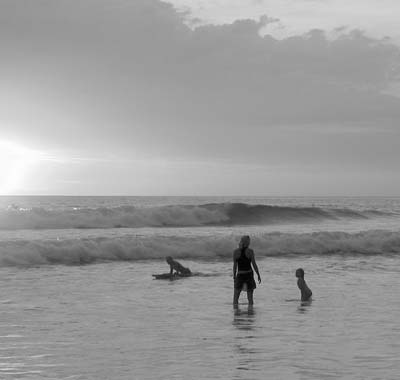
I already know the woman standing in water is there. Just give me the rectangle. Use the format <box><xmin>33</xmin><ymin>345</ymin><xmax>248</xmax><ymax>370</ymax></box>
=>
<box><xmin>233</xmin><ymin>235</ymin><xmax>261</xmax><ymax>306</ymax></box>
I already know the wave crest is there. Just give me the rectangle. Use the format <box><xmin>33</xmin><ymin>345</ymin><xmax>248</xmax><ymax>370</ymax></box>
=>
<box><xmin>0</xmin><ymin>230</ymin><xmax>399</xmax><ymax>267</ymax></box>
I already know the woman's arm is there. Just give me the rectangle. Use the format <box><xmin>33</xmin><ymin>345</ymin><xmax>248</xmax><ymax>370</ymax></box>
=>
<box><xmin>250</xmin><ymin>251</ymin><xmax>261</xmax><ymax>283</ymax></box>
<box><xmin>233</xmin><ymin>251</ymin><xmax>238</xmax><ymax>279</ymax></box>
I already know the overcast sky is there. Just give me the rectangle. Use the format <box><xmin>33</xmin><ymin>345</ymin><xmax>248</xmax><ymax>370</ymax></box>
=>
<box><xmin>1</xmin><ymin>0</ymin><xmax>399</xmax><ymax>195</ymax></box>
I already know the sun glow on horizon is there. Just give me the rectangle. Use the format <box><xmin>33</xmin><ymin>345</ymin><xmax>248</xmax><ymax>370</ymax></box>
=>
<box><xmin>0</xmin><ymin>140</ymin><xmax>44</xmax><ymax>195</ymax></box>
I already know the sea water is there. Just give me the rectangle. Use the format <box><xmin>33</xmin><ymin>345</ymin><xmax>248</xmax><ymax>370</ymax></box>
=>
<box><xmin>0</xmin><ymin>196</ymin><xmax>399</xmax><ymax>379</ymax></box>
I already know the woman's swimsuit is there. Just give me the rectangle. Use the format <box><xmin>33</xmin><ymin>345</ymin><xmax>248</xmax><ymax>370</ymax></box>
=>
<box><xmin>237</xmin><ymin>247</ymin><xmax>252</xmax><ymax>272</ymax></box>
<box><xmin>235</xmin><ymin>248</ymin><xmax>256</xmax><ymax>291</ymax></box>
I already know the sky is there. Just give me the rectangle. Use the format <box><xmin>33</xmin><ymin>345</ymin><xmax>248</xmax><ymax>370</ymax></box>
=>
<box><xmin>0</xmin><ymin>0</ymin><xmax>399</xmax><ymax>196</ymax></box>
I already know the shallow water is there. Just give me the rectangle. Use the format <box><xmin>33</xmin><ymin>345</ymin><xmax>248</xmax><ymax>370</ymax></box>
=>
<box><xmin>1</xmin><ymin>256</ymin><xmax>400</xmax><ymax>379</ymax></box>
<box><xmin>0</xmin><ymin>196</ymin><xmax>399</xmax><ymax>379</ymax></box>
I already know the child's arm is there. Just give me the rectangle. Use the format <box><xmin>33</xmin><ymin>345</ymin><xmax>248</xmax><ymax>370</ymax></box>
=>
<box><xmin>298</xmin><ymin>279</ymin><xmax>312</xmax><ymax>301</ymax></box>
<box><xmin>297</xmin><ymin>278</ymin><xmax>303</xmax><ymax>290</ymax></box>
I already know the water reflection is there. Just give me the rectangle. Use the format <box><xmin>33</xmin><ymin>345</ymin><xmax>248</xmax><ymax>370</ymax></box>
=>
<box><xmin>232</xmin><ymin>306</ymin><xmax>260</xmax><ymax>375</ymax></box>
<box><xmin>232</xmin><ymin>306</ymin><xmax>256</xmax><ymax>331</ymax></box>
<box><xmin>297</xmin><ymin>299</ymin><xmax>313</xmax><ymax>314</ymax></box>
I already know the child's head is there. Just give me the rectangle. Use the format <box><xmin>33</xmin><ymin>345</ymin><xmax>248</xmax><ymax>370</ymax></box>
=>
<box><xmin>166</xmin><ymin>256</ymin><xmax>173</xmax><ymax>264</ymax></box>
<box><xmin>295</xmin><ymin>268</ymin><xmax>304</xmax><ymax>278</ymax></box>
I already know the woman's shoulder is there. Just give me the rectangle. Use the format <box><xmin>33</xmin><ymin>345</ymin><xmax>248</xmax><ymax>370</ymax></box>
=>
<box><xmin>233</xmin><ymin>248</ymin><xmax>240</xmax><ymax>256</ymax></box>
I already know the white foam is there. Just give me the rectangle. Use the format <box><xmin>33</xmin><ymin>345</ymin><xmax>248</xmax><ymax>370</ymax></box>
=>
<box><xmin>0</xmin><ymin>230</ymin><xmax>399</xmax><ymax>267</ymax></box>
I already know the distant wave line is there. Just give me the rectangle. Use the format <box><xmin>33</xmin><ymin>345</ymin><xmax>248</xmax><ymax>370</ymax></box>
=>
<box><xmin>0</xmin><ymin>202</ymin><xmax>395</xmax><ymax>230</ymax></box>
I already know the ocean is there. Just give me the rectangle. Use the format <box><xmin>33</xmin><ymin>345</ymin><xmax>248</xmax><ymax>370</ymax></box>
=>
<box><xmin>0</xmin><ymin>196</ymin><xmax>399</xmax><ymax>379</ymax></box>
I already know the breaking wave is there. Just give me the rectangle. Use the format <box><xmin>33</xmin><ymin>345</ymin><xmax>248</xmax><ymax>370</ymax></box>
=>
<box><xmin>0</xmin><ymin>230</ymin><xmax>399</xmax><ymax>267</ymax></box>
<box><xmin>0</xmin><ymin>203</ymin><xmax>392</xmax><ymax>230</ymax></box>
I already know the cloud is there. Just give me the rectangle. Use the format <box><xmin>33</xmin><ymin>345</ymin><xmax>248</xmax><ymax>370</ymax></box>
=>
<box><xmin>0</xmin><ymin>0</ymin><xmax>399</xmax><ymax>167</ymax></box>
<box><xmin>170</xmin><ymin>0</ymin><xmax>400</xmax><ymax>43</ymax></box>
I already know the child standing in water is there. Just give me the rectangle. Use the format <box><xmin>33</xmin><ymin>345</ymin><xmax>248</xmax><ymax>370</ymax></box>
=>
<box><xmin>233</xmin><ymin>235</ymin><xmax>261</xmax><ymax>306</ymax></box>
<box><xmin>296</xmin><ymin>268</ymin><xmax>312</xmax><ymax>301</ymax></box>
<box><xmin>166</xmin><ymin>256</ymin><xmax>192</xmax><ymax>277</ymax></box>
